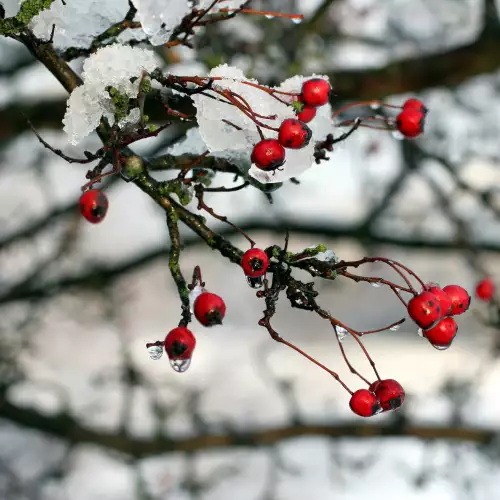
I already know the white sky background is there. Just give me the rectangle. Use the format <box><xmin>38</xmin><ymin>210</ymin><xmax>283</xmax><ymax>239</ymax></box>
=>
<box><xmin>1</xmin><ymin>0</ymin><xmax>500</xmax><ymax>499</ymax></box>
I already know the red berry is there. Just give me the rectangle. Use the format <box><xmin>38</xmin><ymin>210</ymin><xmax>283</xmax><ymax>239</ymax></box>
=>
<box><xmin>422</xmin><ymin>317</ymin><xmax>457</xmax><ymax>349</ymax></box>
<box><xmin>79</xmin><ymin>189</ymin><xmax>108</xmax><ymax>224</ymax></box>
<box><xmin>425</xmin><ymin>285</ymin><xmax>453</xmax><ymax>317</ymax></box>
<box><xmin>251</xmin><ymin>139</ymin><xmax>286</xmax><ymax>171</ymax></box>
<box><xmin>475</xmin><ymin>277</ymin><xmax>495</xmax><ymax>302</ymax></box>
<box><xmin>278</xmin><ymin>118</ymin><xmax>312</xmax><ymax>149</ymax></box>
<box><xmin>300</xmin><ymin>78</ymin><xmax>331</xmax><ymax>107</ymax></box>
<box><xmin>194</xmin><ymin>292</ymin><xmax>226</xmax><ymax>326</ymax></box>
<box><xmin>396</xmin><ymin>109</ymin><xmax>425</xmax><ymax>138</ymax></box>
<box><xmin>349</xmin><ymin>389</ymin><xmax>381</xmax><ymax>417</ymax></box>
<box><xmin>297</xmin><ymin>104</ymin><xmax>317</xmax><ymax>123</ymax></box>
<box><xmin>164</xmin><ymin>326</ymin><xmax>196</xmax><ymax>360</ymax></box>
<box><xmin>407</xmin><ymin>291</ymin><xmax>442</xmax><ymax>329</ymax></box>
<box><xmin>442</xmin><ymin>285</ymin><xmax>471</xmax><ymax>316</ymax></box>
<box><xmin>403</xmin><ymin>98</ymin><xmax>427</xmax><ymax>114</ymax></box>
<box><xmin>241</xmin><ymin>248</ymin><xmax>269</xmax><ymax>278</ymax></box>
<box><xmin>372</xmin><ymin>379</ymin><xmax>405</xmax><ymax>411</ymax></box>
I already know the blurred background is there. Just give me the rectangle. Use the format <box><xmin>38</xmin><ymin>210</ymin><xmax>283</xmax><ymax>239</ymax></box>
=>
<box><xmin>1</xmin><ymin>0</ymin><xmax>500</xmax><ymax>499</ymax></box>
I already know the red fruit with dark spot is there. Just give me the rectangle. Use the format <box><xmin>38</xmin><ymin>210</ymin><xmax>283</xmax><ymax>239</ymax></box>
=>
<box><xmin>442</xmin><ymin>285</ymin><xmax>471</xmax><ymax>316</ymax></box>
<box><xmin>164</xmin><ymin>326</ymin><xmax>196</xmax><ymax>360</ymax></box>
<box><xmin>297</xmin><ymin>103</ymin><xmax>317</xmax><ymax>123</ymax></box>
<box><xmin>241</xmin><ymin>248</ymin><xmax>269</xmax><ymax>278</ymax></box>
<box><xmin>426</xmin><ymin>285</ymin><xmax>453</xmax><ymax>317</ymax></box>
<box><xmin>422</xmin><ymin>317</ymin><xmax>457</xmax><ymax>349</ymax></box>
<box><xmin>278</xmin><ymin>118</ymin><xmax>312</xmax><ymax>149</ymax></box>
<box><xmin>79</xmin><ymin>189</ymin><xmax>108</xmax><ymax>224</ymax></box>
<box><xmin>194</xmin><ymin>292</ymin><xmax>226</xmax><ymax>327</ymax></box>
<box><xmin>475</xmin><ymin>277</ymin><xmax>495</xmax><ymax>302</ymax></box>
<box><xmin>372</xmin><ymin>379</ymin><xmax>405</xmax><ymax>411</ymax></box>
<box><xmin>403</xmin><ymin>98</ymin><xmax>428</xmax><ymax>114</ymax></box>
<box><xmin>251</xmin><ymin>139</ymin><xmax>286</xmax><ymax>171</ymax></box>
<box><xmin>407</xmin><ymin>291</ymin><xmax>442</xmax><ymax>329</ymax></box>
<box><xmin>300</xmin><ymin>78</ymin><xmax>331</xmax><ymax>107</ymax></box>
<box><xmin>396</xmin><ymin>109</ymin><xmax>425</xmax><ymax>138</ymax></box>
<box><xmin>349</xmin><ymin>389</ymin><xmax>381</xmax><ymax>417</ymax></box>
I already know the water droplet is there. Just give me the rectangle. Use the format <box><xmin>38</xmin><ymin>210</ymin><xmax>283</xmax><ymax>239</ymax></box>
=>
<box><xmin>392</xmin><ymin>130</ymin><xmax>405</xmax><ymax>141</ymax></box>
<box><xmin>394</xmin><ymin>287</ymin><xmax>401</xmax><ymax>292</ymax></box>
<box><xmin>417</xmin><ymin>328</ymin><xmax>424</xmax><ymax>337</ymax></box>
<box><xmin>265</xmin><ymin>15</ymin><xmax>275</xmax><ymax>19</ymax></box>
<box><xmin>189</xmin><ymin>285</ymin><xmax>205</xmax><ymax>313</ymax></box>
<box><xmin>370</xmin><ymin>102</ymin><xmax>380</xmax><ymax>110</ymax></box>
<box><xmin>247</xmin><ymin>276</ymin><xmax>263</xmax><ymax>288</ymax></box>
<box><xmin>147</xmin><ymin>345</ymin><xmax>163</xmax><ymax>360</ymax></box>
<box><xmin>336</xmin><ymin>326</ymin><xmax>347</xmax><ymax>342</ymax></box>
<box><xmin>432</xmin><ymin>344</ymin><xmax>450</xmax><ymax>351</ymax></box>
<box><xmin>291</xmin><ymin>17</ymin><xmax>303</xmax><ymax>24</ymax></box>
<box><xmin>371</xmin><ymin>282</ymin><xmax>382</xmax><ymax>288</ymax></box>
<box><xmin>170</xmin><ymin>358</ymin><xmax>192</xmax><ymax>372</ymax></box>
<box><xmin>390</xmin><ymin>325</ymin><xmax>400</xmax><ymax>331</ymax></box>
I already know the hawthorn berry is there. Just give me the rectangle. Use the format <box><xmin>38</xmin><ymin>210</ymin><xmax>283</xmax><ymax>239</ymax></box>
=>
<box><xmin>442</xmin><ymin>285</ymin><xmax>471</xmax><ymax>316</ymax></box>
<box><xmin>194</xmin><ymin>292</ymin><xmax>226</xmax><ymax>326</ymax></box>
<box><xmin>241</xmin><ymin>248</ymin><xmax>269</xmax><ymax>278</ymax></box>
<box><xmin>371</xmin><ymin>379</ymin><xmax>405</xmax><ymax>411</ymax></box>
<box><xmin>402</xmin><ymin>97</ymin><xmax>428</xmax><ymax>114</ymax></box>
<box><xmin>407</xmin><ymin>291</ymin><xmax>441</xmax><ymax>329</ymax></box>
<box><xmin>425</xmin><ymin>285</ymin><xmax>453</xmax><ymax>317</ymax></box>
<box><xmin>251</xmin><ymin>139</ymin><xmax>286</xmax><ymax>171</ymax></box>
<box><xmin>164</xmin><ymin>326</ymin><xmax>196</xmax><ymax>372</ymax></box>
<box><xmin>296</xmin><ymin>103</ymin><xmax>317</xmax><ymax>123</ymax></box>
<box><xmin>422</xmin><ymin>317</ymin><xmax>457</xmax><ymax>349</ymax></box>
<box><xmin>475</xmin><ymin>277</ymin><xmax>495</xmax><ymax>302</ymax></box>
<box><xmin>300</xmin><ymin>78</ymin><xmax>331</xmax><ymax>107</ymax></box>
<box><xmin>278</xmin><ymin>118</ymin><xmax>312</xmax><ymax>149</ymax></box>
<box><xmin>395</xmin><ymin>109</ymin><xmax>425</xmax><ymax>138</ymax></box>
<box><xmin>349</xmin><ymin>389</ymin><xmax>381</xmax><ymax>417</ymax></box>
<box><xmin>79</xmin><ymin>189</ymin><xmax>108</xmax><ymax>224</ymax></box>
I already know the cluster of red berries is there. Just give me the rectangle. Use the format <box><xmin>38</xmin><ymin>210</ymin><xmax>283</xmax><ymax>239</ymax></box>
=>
<box><xmin>251</xmin><ymin>78</ymin><xmax>331</xmax><ymax>172</ymax></box>
<box><xmin>475</xmin><ymin>277</ymin><xmax>495</xmax><ymax>302</ymax></box>
<box><xmin>79</xmin><ymin>189</ymin><xmax>109</xmax><ymax>223</ymax></box>
<box><xmin>407</xmin><ymin>283</ymin><xmax>470</xmax><ymax>349</ymax></box>
<box><xmin>395</xmin><ymin>98</ymin><xmax>428</xmax><ymax>138</ymax></box>
<box><xmin>349</xmin><ymin>379</ymin><xmax>405</xmax><ymax>417</ymax></box>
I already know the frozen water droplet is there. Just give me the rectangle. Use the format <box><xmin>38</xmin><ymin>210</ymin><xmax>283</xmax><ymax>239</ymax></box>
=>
<box><xmin>189</xmin><ymin>285</ymin><xmax>205</xmax><ymax>313</ymax></box>
<box><xmin>336</xmin><ymin>326</ymin><xmax>347</xmax><ymax>342</ymax></box>
<box><xmin>370</xmin><ymin>103</ymin><xmax>380</xmax><ymax>110</ymax></box>
<box><xmin>392</xmin><ymin>130</ymin><xmax>405</xmax><ymax>141</ymax></box>
<box><xmin>170</xmin><ymin>357</ymin><xmax>192</xmax><ymax>372</ymax></box>
<box><xmin>371</xmin><ymin>282</ymin><xmax>382</xmax><ymax>288</ymax></box>
<box><xmin>432</xmin><ymin>344</ymin><xmax>449</xmax><ymax>351</ymax></box>
<box><xmin>390</xmin><ymin>325</ymin><xmax>400</xmax><ymax>331</ymax></box>
<box><xmin>247</xmin><ymin>276</ymin><xmax>263</xmax><ymax>288</ymax></box>
<box><xmin>291</xmin><ymin>17</ymin><xmax>303</xmax><ymax>24</ymax></box>
<box><xmin>394</xmin><ymin>287</ymin><xmax>401</xmax><ymax>292</ymax></box>
<box><xmin>417</xmin><ymin>328</ymin><xmax>424</xmax><ymax>337</ymax></box>
<box><xmin>265</xmin><ymin>14</ymin><xmax>275</xmax><ymax>19</ymax></box>
<box><xmin>147</xmin><ymin>345</ymin><xmax>163</xmax><ymax>360</ymax></box>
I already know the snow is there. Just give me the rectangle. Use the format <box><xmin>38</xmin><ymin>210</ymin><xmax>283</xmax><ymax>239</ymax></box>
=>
<box><xmin>62</xmin><ymin>44</ymin><xmax>162</xmax><ymax>145</ymax></box>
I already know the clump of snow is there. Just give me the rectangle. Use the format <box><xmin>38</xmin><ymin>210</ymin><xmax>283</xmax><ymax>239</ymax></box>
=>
<box><xmin>30</xmin><ymin>0</ymin><xmax>130</xmax><ymax>50</ymax></box>
<box><xmin>62</xmin><ymin>44</ymin><xmax>162</xmax><ymax>145</ymax></box>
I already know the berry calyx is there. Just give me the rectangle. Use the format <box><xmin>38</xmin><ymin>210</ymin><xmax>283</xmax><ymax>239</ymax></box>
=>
<box><xmin>475</xmin><ymin>277</ymin><xmax>494</xmax><ymax>302</ymax></box>
<box><xmin>349</xmin><ymin>389</ymin><xmax>381</xmax><ymax>417</ymax></box>
<box><xmin>251</xmin><ymin>139</ymin><xmax>286</xmax><ymax>171</ymax></box>
<box><xmin>396</xmin><ymin>109</ymin><xmax>425</xmax><ymax>138</ymax></box>
<box><xmin>241</xmin><ymin>248</ymin><xmax>269</xmax><ymax>278</ymax></box>
<box><xmin>442</xmin><ymin>285</ymin><xmax>471</xmax><ymax>316</ymax></box>
<box><xmin>371</xmin><ymin>379</ymin><xmax>405</xmax><ymax>411</ymax></box>
<box><xmin>164</xmin><ymin>327</ymin><xmax>196</xmax><ymax>359</ymax></box>
<box><xmin>402</xmin><ymin>98</ymin><xmax>428</xmax><ymax>114</ymax></box>
<box><xmin>422</xmin><ymin>317</ymin><xmax>457</xmax><ymax>349</ymax></box>
<box><xmin>193</xmin><ymin>292</ymin><xmax>226</xmax><ymax>326</ymax></box>
<box><xmin>300</xmin><ymin>78</ymin><xmax>331</xmax><ymax>107</ymax></box>
<box><xmin>278</xmin><ymin>118</ymin><xmax>312</xmax><ymax>149</ymax></box>
<box><xmin>425</xmin><ymin>285</ymin><xmax>453</xmax><ymax>317</ymax></box>
<box><xmin>407</xmin><ymin>291</ymin><xmax>442</xmax><ymax>329</ymax></box>
<box><xmin>79</xmin><ymin>189</ymin><xmax>108</xmax><ymax>224</ymax></box>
